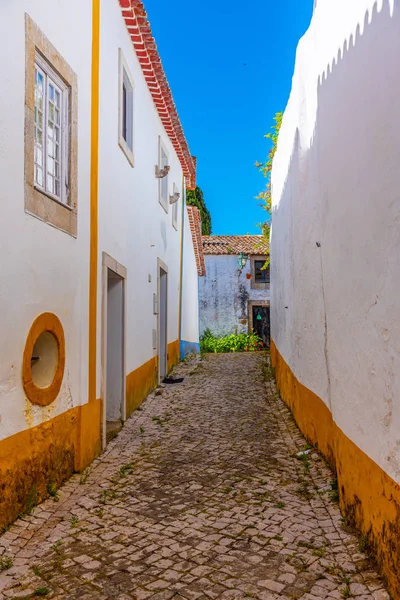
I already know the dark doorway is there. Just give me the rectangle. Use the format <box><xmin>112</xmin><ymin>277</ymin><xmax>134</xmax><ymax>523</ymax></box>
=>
<box><xmin>158</xmin><ymin>266</ymin><xmax>168</xmax><ymax>382</ymax></box>
<box><xmin>106</xmin><ymin>269</ymin><xmax>124</xmax><ymax>443</ymax></box>
<box><xmin>252</xmin><ymin>305</ymin><xmax>270</xmax><ymax>348</ymax></box>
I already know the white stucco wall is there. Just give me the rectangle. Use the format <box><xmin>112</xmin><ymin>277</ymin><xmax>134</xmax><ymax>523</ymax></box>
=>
<box><xmin>98</xmin><ymin>0</ymin><xmax>192</xmax><ymax>384</ymax></box>
<box><xmin>0</xmin><ymin>1</ymin><xmax>91</xmax><ymax>440</ymax></box>
<box><xmin>199</xmin><ymin>256</ymin><xmax>269</xmax><ymax>337</ymax></box>
<box><xmin>181</xmin><ymin>208</ymin><xmax>200</xmax><ymax>347</ymax></box>
<box><xmin>0</xmin><ymin>0</ymin><xmax>200</xmax><ymax>442</ymax></box>
<box><xmin>271</xmin><ymin>0</ymin><xmax>400</xmax><ymax>482</ymax></box>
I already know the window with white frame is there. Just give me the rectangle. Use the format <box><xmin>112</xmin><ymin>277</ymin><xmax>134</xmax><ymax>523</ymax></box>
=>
<box><xmin>34</xmin><ymin>53</ymin><xmax>69</xmax><ymax>204</ymax></box>
<box><xmin>172</xmin><ymin>183</ymin><xmax>179</xmax><ymax>229</ymax></box>
<box><xmin>158</xmin><ymin>138</ymin><xmax>169</xmax><ymax>212</ymax></box>
<box><xmin>118</xmin><ymin>49</ymin><xmax>134</xmax><ymax>166</ymax></box>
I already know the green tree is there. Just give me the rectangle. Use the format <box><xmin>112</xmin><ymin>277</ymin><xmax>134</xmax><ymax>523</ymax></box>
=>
<box><xmin>255</xmin><ymin>111</ymin><xmax>283</xmax><ymax>266</ymax></box>
<box><xmin>255</xmin><ymin>111</ymin><xmax>283</xmax><ymax>217</ymax></box>
<box><xmin>186</xmin><ymin>186</ymin><xmax>212</xmax><ymax>235</ymax></box>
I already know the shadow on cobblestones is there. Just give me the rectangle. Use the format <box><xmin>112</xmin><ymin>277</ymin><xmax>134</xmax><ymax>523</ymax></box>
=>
<box><xmin>0</xmin><ymin>353</ymin><xmax>388</xmax><ymax>600</ymax></box>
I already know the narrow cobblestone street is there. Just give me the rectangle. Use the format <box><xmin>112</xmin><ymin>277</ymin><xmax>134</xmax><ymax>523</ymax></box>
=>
<box><xmin>0</xmin><ymin>354</ymin><xmax>387</xmax><ymax>600</ymax></box>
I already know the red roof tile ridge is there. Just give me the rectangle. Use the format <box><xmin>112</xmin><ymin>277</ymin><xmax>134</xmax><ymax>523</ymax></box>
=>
<box><xmin>187</xmin><ymin>206</ymin><xmax>206</xmax><ymax>276</ymax></box>
<box><xmin>119</xmin><ymin>0</ymin><xmax>196</xmax><ymax>189</ymax></box>
<box><xmin>201</xmin><ymin>234</ymin><xmax>268</xmax><ymax>256</ymax></box>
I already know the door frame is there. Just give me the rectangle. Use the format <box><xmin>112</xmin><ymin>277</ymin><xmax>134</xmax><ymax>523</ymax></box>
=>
<box><xmin>101</xmin><ymin>252</ymin><xmax>127</xmax><ymax>449</ymax></box>
<box><xmin>157</xmin><ymin>258</ymin><xmax>168</xmax><ymax>384</ymax></box>
<box><xmin>248</xmin><ymin>300</ymin><xmax>270</xmax><ymax>335</ymax></box>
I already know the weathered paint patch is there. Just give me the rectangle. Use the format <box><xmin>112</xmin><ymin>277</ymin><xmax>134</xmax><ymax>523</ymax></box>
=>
<box><xmin>180</xmin><ymin>340</ymin><xmax>200</xmax><ymax>359</ymax></box>
<box><xmin>271</xmin><ymin>339</ymin><xmax>400</xmax><ymax>598</ymax></box>
<box><xmin>199</xmin><ymin>255</ymin><xmax>269</xmax><ymax>337</ymax></box>
<box><xmin>0</xmin><ymin>398</ymin><xmax>101</xmax><ymax>530</ymax></box>
<box><xmin>1</xmin><ymin>340</ymin><xmax>181</xmax><ymax>530</ymax></box>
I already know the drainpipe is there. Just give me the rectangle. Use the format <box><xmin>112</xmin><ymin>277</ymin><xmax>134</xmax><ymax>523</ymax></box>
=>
<box><xmin>178</xmin><ymin>173</ymin><xmax>185</xmax><ymax>358</ymax></box>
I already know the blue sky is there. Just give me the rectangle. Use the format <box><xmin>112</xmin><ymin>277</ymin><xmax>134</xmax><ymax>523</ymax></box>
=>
<box><xmin>145</xmin><ymin>0</ymin><xmax>314</xmax><ymax>235</ymax></box>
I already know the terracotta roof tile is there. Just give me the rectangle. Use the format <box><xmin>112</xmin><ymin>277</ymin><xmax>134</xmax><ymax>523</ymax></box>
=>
<box><xmin>119</xmin><ymin>1</ymin><xmax>196</xmax><ymax>189</ymax></box>
<box><xmin>187</xmin><ymin>207</ymin><xmax>206</xmax><ymax>276</ymax></box>
<box><xmin>202</xmin><ymin>235</ymin><xmax>268</xmax><ymax>256</ymax></box>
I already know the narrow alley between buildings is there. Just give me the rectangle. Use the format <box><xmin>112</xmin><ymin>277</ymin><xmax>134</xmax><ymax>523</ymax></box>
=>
<box><xmin>0</xmin><ymin>354</ymin><xmax>387</xmax><ymax>600</ymax></box>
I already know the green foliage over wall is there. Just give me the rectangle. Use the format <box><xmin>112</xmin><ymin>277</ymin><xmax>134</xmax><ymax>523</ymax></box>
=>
<box><xmin>255</xmin><ymin>111</ymin><xmax>283</xmax><ymax>255</ymax></box>
<box><xmin>186</xmin><ymin>186</ymin><xmax>212</xmax><ymax>235</ymax></box>
<box><xmin>256</xmin><ymin>111</ymin><xmax>283</xmax><ymax>216</ymax></box>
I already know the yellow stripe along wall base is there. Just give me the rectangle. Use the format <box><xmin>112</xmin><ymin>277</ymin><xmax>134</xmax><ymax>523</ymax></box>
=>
<box><xmin>126</xmin><ymin>340</ymin><xmax>181</xmax><ymax>416</ymax></box>
<box><xmin>270</xmin><ymin>339</ymin><xmax>400</xmax><ymax>598</ymax></box>
<box><xmin>0</xmin><ymin>400</ymin><xmax>101</xmax><ymax>530</ymax></box>
<box><xmin>0</xmin><ymin>338</ymin><xmax>181</xmax><ymax>529</ymax></box>
<box><xmin>0</xmin><ymin>0</ymin><xmax>103</xmax><ymax>533</ymax></box>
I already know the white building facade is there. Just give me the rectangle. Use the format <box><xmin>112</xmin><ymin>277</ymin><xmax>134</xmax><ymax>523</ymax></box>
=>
<box><xmin>0</xmin><ymin>0</ymin><xmax>200</xmax><ymax>529</ymax></box>
<box><xmin>270</xmin><ymin>0</ymin><xmax>400</xmax><ymax>595</ymax></box>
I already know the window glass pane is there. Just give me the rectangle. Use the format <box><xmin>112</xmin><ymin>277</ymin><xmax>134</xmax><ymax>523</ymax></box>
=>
<box><xmin>34</xmin><ymin>66</ymin><xmax>45</xmax><ymax>187</ymax></box>
<box><xmin>122</xmin><ymin>69</ymin><xmax>133</xmax><ymax>152</ymax></box>
<box><xmin>34</xmin><ymin>56</ymin><xmax>70</xmax><ymax>205</ymax></box>
<box><xmin>161</xmin><ymin>147</ymin><xmax>167</xmax><ymax>168</ymax></box>
<box><xmin>36</xmin><ymin>166</ymin><xmax>43</xmax><ymax>187</ymax></box>
<box><xmin>47</xmin><ymin>173</ymin><xmax>53</xmax><ymax>193</ymax></box>
<box><xmin>46</xmin><ymin>76</ymin><xmax>62</xmax><ymax>199</ymax></box>
<box><xmin>122</xmin><ymin>82</ymin><xmax>127</xmax><ymax>142</ymax></box>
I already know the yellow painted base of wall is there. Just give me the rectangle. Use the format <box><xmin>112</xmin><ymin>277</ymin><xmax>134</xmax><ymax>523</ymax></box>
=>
<box><xmin>126</xmin><ymin>340</ymin><xmax>180</xmax><ymax>417</ymax></box>
<box><xmin>126</xmin><ymin>356</ymin><xmax>158</xmax><ymax>417</ymax></box>
<box><xmin>271</xmin><ymin>339</ymin><xmax>400</xmax><ymax>598</ymax></box>
<box><xmin>0</xmin><ymin>399</ymin><xmax>101</xmax><ymax>530</ymax></box>
<box><xmin>167</xmin><ymin>339</ymin><xmax>180</xmax><ymax>372</ymax></box>
<box><xmin>0</xmin><ymin>342</ymin><xmax>182</xmax><ymax>530</ymax></box>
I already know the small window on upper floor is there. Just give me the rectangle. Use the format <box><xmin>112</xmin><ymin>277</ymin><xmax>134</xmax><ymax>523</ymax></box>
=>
<box><xmin>172</xmin><ymin>182</ymin><xmax>179</xmax><ymax>230</ymax></box>
<box><xmin>158</xmin><ymin>137</ymin><xmax>169</xmax><ymax>212</ymax></box>
<box><xmin>34</xmin><ymin>54</ymin><xmax>69</xmax><ymax>204</ymax></box>
<box><xmin>254</xmin><ymin>260</ymin><xmax>269</xmax><ymax>283</ymax></box>
<box><xmin>118</xmin><ymin>49</ymin><xmax>134</xmax><ymax>166</ymax></box>
<box><xmin>25</xmin><ymin>14</ymin><xmax>78</xmax><ymax>237</ymax></box>
<box><xmin>251</xmin><ymin>256</ymin><xmax>270</xmax><ymax>289</ymax></box>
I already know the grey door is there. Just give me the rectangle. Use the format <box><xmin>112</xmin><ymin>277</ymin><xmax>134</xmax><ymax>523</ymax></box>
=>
<box><xmin>106</xmin><ymin>269</ymin><xmax>124</xmax><ymax>438</ymax></box>
<box><xmin>159</xmin><ymin>267</ymin><xmax>168</xmax><ymax>380</ymax></box>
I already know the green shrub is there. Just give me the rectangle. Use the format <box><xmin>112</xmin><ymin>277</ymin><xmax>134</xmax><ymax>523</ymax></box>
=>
<box><xmin>200</xmin><ymin>330</ymin><xmax>264</xmax><ymax>353</ymax></box>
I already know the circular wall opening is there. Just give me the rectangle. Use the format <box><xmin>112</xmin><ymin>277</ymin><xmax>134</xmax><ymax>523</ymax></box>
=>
<box><xmin>31</xmin><ymin>331</ymin><xmax>59</xmax><ymax>388</ymax></box>
<box><xmin>23</xmin><ymin>312</ymin><xmax>65</xmax><ymax>406</ymax></box>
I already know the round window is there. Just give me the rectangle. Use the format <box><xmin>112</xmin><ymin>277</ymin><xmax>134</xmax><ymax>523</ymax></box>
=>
<box><xmin>31</xmin><ymin>331</ymin><xmax>59</xmax><ymax>388</ymax></box>
<box><xmin>23</xmin><ymin>313</ymin><xmax>65</xmax><ymax>406</ymax></box>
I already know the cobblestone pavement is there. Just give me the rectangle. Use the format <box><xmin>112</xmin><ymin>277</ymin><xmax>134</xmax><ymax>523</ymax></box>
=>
<box><xmin>0</xmin><ymin>353</ymin><xmax>388</xmax><ymax>600</ymax></box>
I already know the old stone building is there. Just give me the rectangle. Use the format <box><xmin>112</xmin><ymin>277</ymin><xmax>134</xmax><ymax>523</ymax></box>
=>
<box><xmin>199</xmin><ymin>236</ymin><xmax>270</xmax><ymax>345</ymax></box>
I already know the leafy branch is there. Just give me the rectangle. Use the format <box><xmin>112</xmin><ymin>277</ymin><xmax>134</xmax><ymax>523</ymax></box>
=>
<box><xmin>255</xmin><ymin>111</ymin><xmax>283</xmax><ymax>218</ymax></box>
